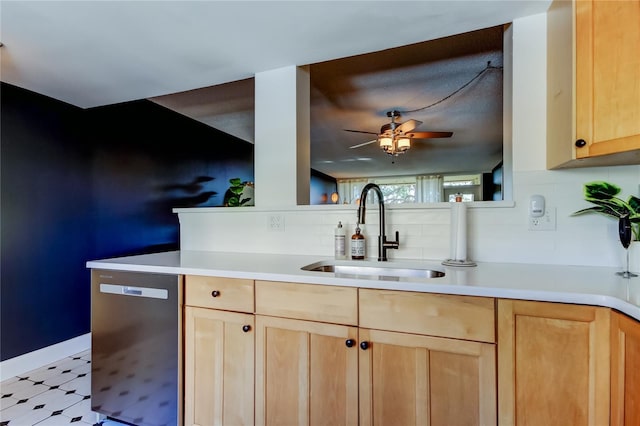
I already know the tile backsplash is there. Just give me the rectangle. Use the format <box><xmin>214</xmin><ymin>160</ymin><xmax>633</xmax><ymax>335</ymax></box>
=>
<box><xmin>177</xmin><ymin>165</ymin><xmax>639</xmax><ymax>268</ymax></box>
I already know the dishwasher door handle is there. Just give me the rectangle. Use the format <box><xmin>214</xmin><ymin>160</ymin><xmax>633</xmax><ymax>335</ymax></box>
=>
<box><xmin>100</xmin><ymin>283</ymin><xmax>168</xmax><ymax>300</ymax></box>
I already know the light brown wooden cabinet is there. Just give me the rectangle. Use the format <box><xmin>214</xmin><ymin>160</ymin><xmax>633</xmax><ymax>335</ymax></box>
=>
<box><xmin>254</xmin><ymin>280</ymin><xmax>359</xmax><ymax>425</ymax></box>
<box><xmin>255</xmin><ymin>315</ymin><xmax>359</xmax><ymax>425</ymax></box>
<box><xmin>359</xmin><ymin>288</ymin><xmax>496</xmax><ymax>343</ymax></box>
<box><xmin>359</xmin><ymin>289</ymin><xmax>497</xmax><ymax>426</ymax></box>
<box><xmin>574</xmin><ymin>0</ymin><xmax>640</xmax><ymax>160</ymax></box>
<box><xmin>547</xmin><ymin>0</ymin><xmax>640</xmax><ymax>168</ymax></box>
<box><xmin>359</xmin><ymin>328</ymin><xmax>496</xmax><ymax>426</ymax></box>
<box><xmin>497</xmin><ymin>299</ymin><xmax>611</xmax><ymax>426</ymax></box>
<box><xmin>183</xmin><ymin>276</ymin><xmax>255</xmax><ymax>426</ymax></box>
<box><xmin>611</xmin><ymin>310</ymin><xmax>640</xmax><ymax>425</ymax></box>
<box><xmin>254</xmin><ymin>283</ymin><xmax>497</xmax><ymax>426</ymax></box>
<box><xmin>183</xmin><ymin>274</ymin><xmax>640</xmax><ymax>426</ymax></box>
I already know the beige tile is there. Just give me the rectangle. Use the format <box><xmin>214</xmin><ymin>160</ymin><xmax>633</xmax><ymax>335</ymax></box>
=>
<box><xmin>59</xmin><ymin>376</ymin><xmax>90</xmax><ymax>397</ymax></box>
<box><xmin>0</xmin><ymin>399</ymin><xmax>49</xmax><ymax>423</ymax></box>
<box><xmin>0</xmin><ymin>380</ymin><xmax>49</xmax><ymax>401</ymax></box>
<box><xmin>28</xmin><ymin>388</ymin><xmax>83</xmax><ymax>412</ymax></box>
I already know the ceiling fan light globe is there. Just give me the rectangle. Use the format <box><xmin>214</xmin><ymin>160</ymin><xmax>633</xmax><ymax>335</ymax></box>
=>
<box><xmin>379</xmin><ymin>137</ymin><xmax>393</xmax><ymax>148</ymax></box>
<box><xmin>397</xmin><ymin>137</ymin><xmax>411</xmax><ymax>151</ymax></box>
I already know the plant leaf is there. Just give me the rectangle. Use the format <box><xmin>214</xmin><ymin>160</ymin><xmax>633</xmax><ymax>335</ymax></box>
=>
<box><xmin>575</xmin><ymin>182</ymin><xmax>640</xmax><ymax>241</ymax></box>
<box><xmin>570</xmin><ymin>206</ymin><xmax>618</xmax><ymax>218</ymax></box>
<box><xmin>584</xmin><ymin>181</ymin><xmax>621</xmax><ymax>199</ymax></box>
<box><xmin>582</xmin><ymin>198</ymin><xmax>628</xmax><ymax>217</ymax></box>
<box><xmin>628</xmin><ymin>195</ymin><xmax>640</xmax><ymax>215</ymax></box>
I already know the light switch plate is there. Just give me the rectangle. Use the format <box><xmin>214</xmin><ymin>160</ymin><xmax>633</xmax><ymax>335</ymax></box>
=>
<box><xmin>268</xmin><ymin>215</ymin><xmax>285</xmax><ymax>232</ymax></box>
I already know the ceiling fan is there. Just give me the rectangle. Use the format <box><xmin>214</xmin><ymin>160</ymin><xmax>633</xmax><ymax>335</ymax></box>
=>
<box><xmin>344</xmin><ymin>110</ymin><xmax>453</xmax><ymax>156</ymax></box>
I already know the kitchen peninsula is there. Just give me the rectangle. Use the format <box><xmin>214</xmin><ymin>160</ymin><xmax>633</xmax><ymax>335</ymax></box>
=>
<box><xmin>87</xmin><ymin>250</ymin><xmax>640</xmax><ymax>319</ymax></box>
<box><xmin>88</xmin><ymin>249</ymin><xmax>640</xmax><ymax>426</ymax></box>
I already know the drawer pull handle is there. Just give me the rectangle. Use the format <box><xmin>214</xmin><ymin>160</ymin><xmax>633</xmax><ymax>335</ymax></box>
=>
<box><xmin>360</xmin><ymin>341</ymin><xmax>369</xmax><ymax>350</ymax></box>
<box><xmin>345</xmin><ymin>339</ymin><xmax>355</xmax><ymax>348</ymax></box>
<box><xmin>242</xmin><ymin>325</ymin><xmax>251</xmax><ymax>333</ymax></box>
<box><xmin>575</xmin><ymin>139</ymin><xmax>587</xmax><ymax>148</ymax></box>
<box><xmin>211</xmin><ymin>290</ymin><xmax>221</xmax><ymax>297</ymax></box>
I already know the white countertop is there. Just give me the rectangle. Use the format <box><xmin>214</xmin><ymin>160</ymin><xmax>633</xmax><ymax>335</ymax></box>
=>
<box><xmin>87</xmin><ymin>250</ymin><xmax>640</xmax><ymax>321</ymax></box>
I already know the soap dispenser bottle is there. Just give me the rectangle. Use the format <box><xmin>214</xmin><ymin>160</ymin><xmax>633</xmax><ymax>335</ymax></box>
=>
<box><xmin>334</xmin><ymin>221</ymin><xmax>346</xmax><ymax>260</ymax></box>
<box><xmin>351</xmin><ymin>223</ymin><xmax>365</xmax><ymax>260</ymax></box>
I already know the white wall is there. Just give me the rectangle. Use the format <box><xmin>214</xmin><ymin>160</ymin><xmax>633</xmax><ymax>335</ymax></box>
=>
<box><xmin>254</xmin><ymin>66</ymin><xmax>310</xmax><ymax>207</ymax></box>
<box><xmin>177</xmin><ymin>13</ymin><xmax>640</xmax><ymax>269</ymax></box>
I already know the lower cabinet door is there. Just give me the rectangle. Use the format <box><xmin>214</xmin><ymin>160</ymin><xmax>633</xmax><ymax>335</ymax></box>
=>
<box><xmin>611</xmin><ymin>310</ymin><xmax>640</xmax><ymax>426</ymax></box>
<box><xmin>255</xmin><ymin>315</ymin><xmax>359</xmax><ymax>426</ymax></box>
<box><xmin>184</xmin><ymin>306</ymin><xmax>255</xmax><ymax>426</ymax></box>
<box><xmin>358</xmin><ymin>328</ymin><xmax>496</xmax><ymax>426</ymax></box>
<box><xmin>498</xmin><ymin>299</ymin><xmax>610</xmax><ymax>426</ymax></box>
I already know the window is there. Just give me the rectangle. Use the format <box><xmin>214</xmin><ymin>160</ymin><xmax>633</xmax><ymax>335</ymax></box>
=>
<box><xmin>379</xmin><ymin>183</ymin><xmax>416</xmax><ymax>204</ymax></box>
<box><xmin>336</xmin><ymin>173</ymin><xmax>490</xmax><ymax>205</ymax></box>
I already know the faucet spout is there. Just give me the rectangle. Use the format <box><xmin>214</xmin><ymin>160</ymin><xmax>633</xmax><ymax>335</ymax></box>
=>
<box><xmin>357</xmin><ymin>183</ymin><xmax>400</xmax><ymax>261</ymax></box>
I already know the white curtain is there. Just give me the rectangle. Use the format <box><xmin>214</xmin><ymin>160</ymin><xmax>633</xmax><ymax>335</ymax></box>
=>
<box><xmin>416</xmin><ymin>175</ymin><xmax>443</xmax><ymax>203</ymax></box>
<box><xmin>337</xmin><ymin>178</ymin><xmax>371</xmax><ymax>204</ymax></box>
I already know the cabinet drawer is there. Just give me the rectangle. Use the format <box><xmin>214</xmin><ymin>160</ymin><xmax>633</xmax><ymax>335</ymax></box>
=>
<box><xmin>185</xmin><ymin>275</ymin><xmax>254</xmax><ymax>312</ymax></box>
<box><xmin>359</xmin><ymin>289</ymin><xmax>495</xmax><ymax>343</ymax></box>
<box><xmin>255</xmin><ymin>281</ymin><xmax>358</xmax><ymax>325</ymax></box>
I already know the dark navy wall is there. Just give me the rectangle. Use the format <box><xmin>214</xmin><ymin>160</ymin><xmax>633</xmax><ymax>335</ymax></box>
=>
<box><xmin>0</xmin><ymin>83</ymin><xmax>254</xmax><ymax>361</ymax></box>
<box><xmin>1</xmin><ymin>84</ymin><xmax>94</xmax><ymax>359</ymax></box>
<box><xmin>85</xmin><ymin>100</ymin><xmax>254</xmax><ymax>258</ymax></box>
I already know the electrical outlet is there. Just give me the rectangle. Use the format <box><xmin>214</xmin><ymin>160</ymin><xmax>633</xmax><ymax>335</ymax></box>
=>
<box><xmin>529</xmin><ymin>207</ymin><xmax>556</xmax><ymax>231</ymax></box>
<box><xmin>268</xmin><ymin>214</ymin><xmax>284</xmax><ymax>232</ymax></box>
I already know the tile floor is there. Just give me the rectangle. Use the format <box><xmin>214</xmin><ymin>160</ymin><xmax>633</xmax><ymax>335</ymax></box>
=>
<box><xmin>0</xmin><ymin>351</ymin><xmax>125</xmax><ymax>426</ymax></box>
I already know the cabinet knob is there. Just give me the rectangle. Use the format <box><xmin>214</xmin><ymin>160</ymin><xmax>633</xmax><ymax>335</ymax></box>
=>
<box><xmin>242</xmin><ymin>325</ymin><xmax>251</xmax><ymax>333</ymax></box>
<box><xmin>575</xmin><ymin>139</ymin><xmax>587</xmax><ymax>148</ymax></box>
<box><xmin>345</xmin><ymin>339</ymin><xmax>355</xmax><ymax>348</ymax></box>
<box><xmin>211</xmin><ymin>290</ymin><xmax>220</xmax><ymax>297</ymax></box>
<box><xmin>360</xmin><ymin>341</ymin><xmax>369</xmax><ymax>350</ymax></box>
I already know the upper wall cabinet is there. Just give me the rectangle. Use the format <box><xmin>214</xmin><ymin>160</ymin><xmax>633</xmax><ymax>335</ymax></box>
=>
<box><xmin>547</xmin><ymin>0</ymin><xmax>640</xmax><ymax>169</ymax></box>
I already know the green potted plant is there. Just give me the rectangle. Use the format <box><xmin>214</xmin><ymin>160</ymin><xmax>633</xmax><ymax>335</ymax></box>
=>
<box><xmin>571</xmin><ymin>181</ymin><xmax>640</xmax><ymax>240</ymax></box>
<box><xmin>572</xmin><ymin>181</ymin><xmax>640</xmax><ymax>276</ymax></box>
<box><xmin>223</xmin><ymin>178</ymin><xmax>254</xmax><ymax>207</ymax></box>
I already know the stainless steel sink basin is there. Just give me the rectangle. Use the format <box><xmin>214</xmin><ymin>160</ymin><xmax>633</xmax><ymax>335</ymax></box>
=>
<box><xmin>301</xmin><ymin>262</ymin><xmax>445</xmax><ymax>280</ymax></box>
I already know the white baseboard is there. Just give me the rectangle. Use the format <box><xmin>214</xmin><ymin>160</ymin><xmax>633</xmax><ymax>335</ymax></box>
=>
<box><xmin>0</xmin><ymin>333</ymin><xmax>91</xmax><ymax>382</ymax></box>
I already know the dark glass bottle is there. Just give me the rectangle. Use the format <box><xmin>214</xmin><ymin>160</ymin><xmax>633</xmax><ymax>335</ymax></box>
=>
<box><xmin>351</xmin><ymin>224</ymin><xmax>365</xmax><ymax>260</ymax></box>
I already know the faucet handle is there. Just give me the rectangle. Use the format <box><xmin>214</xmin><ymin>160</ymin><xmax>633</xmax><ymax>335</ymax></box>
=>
<box><xmin>379</xmin><ymin>230</ymin><xmax>400</xmax><ymax>261</ymax></box>
<box><xmin>384</xmin><ymin>231</ymin><xmax>400</xmax><ymax>248</ymax></box>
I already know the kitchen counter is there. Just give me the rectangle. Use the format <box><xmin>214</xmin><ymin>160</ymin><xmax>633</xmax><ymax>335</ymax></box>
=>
<box><xmin>87</xmin><ymin>250</ymin><xmax>640</xmax><ymax>321</ymax></box>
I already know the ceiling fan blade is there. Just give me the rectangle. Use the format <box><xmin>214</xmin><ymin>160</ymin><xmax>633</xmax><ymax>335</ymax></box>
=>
<box><xmin>344</xmin><ymin>129</ymin><xmax>379</xmax><ymax>135</ymax></box>
<box><xmin>396</xmin><ymin>119</ymin><xmax>422</xmax><ymax>134</ymax></box>
<box><xmin>349</xmin><ymin>139</ymin><xmax>378</xmax><ymax>149</ymax></box>
<box><xmin>407</xmin><ymin>131</ymin><xmax>453</xmax><ymax>139</ymax></box>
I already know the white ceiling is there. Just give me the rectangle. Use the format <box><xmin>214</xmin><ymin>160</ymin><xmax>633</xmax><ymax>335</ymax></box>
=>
<box><xmin>0</xmin><ymin>1</ymin><xmax>552</xmax><ymax>179</ymax></box>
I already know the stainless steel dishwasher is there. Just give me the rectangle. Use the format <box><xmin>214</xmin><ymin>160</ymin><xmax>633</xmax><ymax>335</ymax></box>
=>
<box><xmin>91</xmin><ymin>269</ymin><xmax>182</xmax><ymax>426</ymax></box>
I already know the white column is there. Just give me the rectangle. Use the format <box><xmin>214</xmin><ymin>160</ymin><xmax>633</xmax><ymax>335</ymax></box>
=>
<box><xmin>254</xmin><ymin>65</ymin><xmax>310</xmax><ymax>207</ymax></box>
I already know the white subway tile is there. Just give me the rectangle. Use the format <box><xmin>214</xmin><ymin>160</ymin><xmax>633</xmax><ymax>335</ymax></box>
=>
<box><xmin>178</xmin><ymin>164</ymin><xmax>640</xmax><ymax>267</ymax></box>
